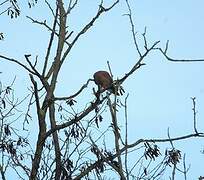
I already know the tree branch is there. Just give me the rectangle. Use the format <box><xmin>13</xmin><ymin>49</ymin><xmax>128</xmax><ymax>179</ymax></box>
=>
<box><xmin>42</xmin><ymin>3</ymin><xmax>59</xmax><ymax>77</ymax></box>
<box><xmin>191</xmin><ymin>97</ymin><xmax>198</xmax><ymax>134</ymax></box>
<box><xmin>44</xmin><ymin>97</ymin><xmax>106</xmax><ymax>139</ymax></box>
<box><xmin>158</xmin><ymin>41</ymin><xmax>204</xmax><ymax>62</ymax></box>
<box><xmin>0</xmin><ymin>55</ymin><xmax>36</xmax><ymax>75</ymax></box>
<box><xmin>107</xmin><ymin>96</ymin><xmax>126</xmax><ymax>180</ymax></box>
<box><xmin>60</xmin><ymin>0</ymin><xmax>119</xmax><ymax>65</ymax></box>
<box><xmin>125</xmin><ymin>0</ymin><xmax>142</xmax><ymax>57</ymax></box>
<box><xmin>54</xmin><ymin>78</ymin><xmax>94</xmax><ymax>101</ymax></box>
<box><xmin>119</xmin><ymin>40</ymin><xmax>160</xmax><ymax>84</ymax></box>
<box><xmin>74</xmin><ymin>132</ymin><xmax>203</xmax><ymax>179</ymax></box>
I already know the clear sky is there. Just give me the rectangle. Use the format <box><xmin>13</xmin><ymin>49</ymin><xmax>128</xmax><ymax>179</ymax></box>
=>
<box><xmin>1</xmin><ymin>0</ymin><xmax>204</xmax><ymax>179</ymax></box>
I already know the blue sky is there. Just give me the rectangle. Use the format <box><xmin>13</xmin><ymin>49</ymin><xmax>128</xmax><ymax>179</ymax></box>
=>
<box><xmin>1</xmin><ymin>0</ymin><xmax>204</xmax><ymax>179</ymax></box>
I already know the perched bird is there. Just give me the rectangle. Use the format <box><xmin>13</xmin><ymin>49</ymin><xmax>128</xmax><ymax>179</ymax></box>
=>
<box><xmin>93</xmin><ymin>71</ymin><xmax>118</xmax><ymax>95</ymax></box>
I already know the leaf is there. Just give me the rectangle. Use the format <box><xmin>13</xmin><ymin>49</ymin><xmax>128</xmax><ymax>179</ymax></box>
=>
<box><xmin>6</xmin><ymin>86</ymin><xmax>12</xmax><ymax>94</ymax></box>
<box><xmin>4</xmin><ymin>125</ymin><xmax>11</xmax><ymax>136</ymax></box>
<box><xmin>0</xmin><ymin>33</ymin><xmax>4</xmax><ymax>40</ymax></box>
<box><xmin>2</xmin><ymin>99</ymin><xmax>6</xmax><ymax>109</ymax></box>
<box><xmin>58</xmin><ymin>105</ymin><xmax>62</xmax><ymax>112</ymax></box>
<box><xmin>95</xmin><ymin>117</ymin><xmax>99</xmax><ymax>128</ymax></box>
<box><xmin>17</xmin><ymin>137</ymin><xmax>22</xmax><ymax>146</ymax></box>
<box><xmin>99</xmin><ymin>115</ymin><xmax>103</xmax><ymax>122</ymax></box>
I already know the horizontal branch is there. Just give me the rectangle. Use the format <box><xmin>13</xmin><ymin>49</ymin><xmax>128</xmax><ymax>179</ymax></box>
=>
<box><xmin>74</xmin><ymin>132</ymin><xmax>204</xmax><ymax>179</ymax></box>
<box><xmin>54</xmin><ymin>79</ymin><xmax>94</xmax><ymax>101</ymax></box>
<box><xmin>123</xmin><ymin>132</ymin><xmax>204</xmax><ymax>151</ymax></box>
<box><xmin>157</xmin><ymin>41</ymin><xmax>204</xmax><ymax>62</ymax></box>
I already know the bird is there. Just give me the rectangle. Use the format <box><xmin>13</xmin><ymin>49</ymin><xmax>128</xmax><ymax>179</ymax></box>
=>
<box><xmin>93</xmin><ymin>70</ymin><xmax>118</xmax><ymax>95</ymax></box>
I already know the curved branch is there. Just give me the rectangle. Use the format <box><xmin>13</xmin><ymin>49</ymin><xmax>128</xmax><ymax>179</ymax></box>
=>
<box><xmin>158</xmin><ymin>42</ymin><xmax>204</xmax><ymax>62</ymax></box>
<box><xmin>74</xmin><ymin>132</ymin><xmax>204</xmax><ymax>179</ymax></box>
<box><xmin>54</xmin><ymin>78</ymin><xmax>94</xmax><ymax>101</ymax></box>
<box><xmin>123</xmin><ymin>132</ymin><xmax>204</xmax><ymax>151</ymax></box>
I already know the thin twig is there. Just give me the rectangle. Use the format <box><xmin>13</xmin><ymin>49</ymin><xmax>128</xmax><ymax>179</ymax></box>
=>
<box><xmin>45</xmin><ymin>0</ymin><xmax>55</xmax><ymax>17</ymax></box>
<box><xmin>124</xmin><ymin>94</ymin><xmax>129</xmax><ymax>180</ymax></box>
<box><xmin>142</xmin><ymin>27</ymin><xmax>148</xmax><ymax>50</ymax></box>
<box><xmin>54</xmin><ymin>79</ymin><xmax>94</xmax><ymax>101</ymax></box>
<box><xmin>183</xmin><ymin>154</ymin><xmax>187</xmax><ymax>180</ymax></box>
<box><xmin>0</xmin><ymin>55</ymin><xmax>36</xmax><ymax>75</ymax></box>
<box><xmin>0</xmin><ymin>0</ymin><xmax>9</xmax><ymax>6</ymax></box>
<box><xmin>26</xmin><ymin>16</ymin><xmax>70</xmax><ymax>46</ymax></box>
<box><xmin>66</xmin><ymin>0</ymin><xmax>78</xmax><ymax>15</ymax></box>
<box><xmin>42</xmin><ymin>3</ymin><xmax>59</xmax><ymax>77</ymax></box>
<box><xmin>60</xmin><ymin>0</ymin><xmax>119</xmax><ymax>65</ymax></box>
<box><xmin>191</xmin><ymin>97</ymin><xmax>198</xmax><ymax>134</ymax></box>
<box><xmin>171</xmin><ymin>164</ymin><xmax>176</xmax><ymax>180</ymax></box>
<box><xmin>107</xmin><ymin>61</ymin><xmax>113</xmax><ymax>78</ymax></box>
<box><xmin>24</xmin><ymin>54</ymin><xmax>40</xmax><ymax>76</ymax></box>
<box><xmin>158</xmin><ymin>45</ymin><xmax>204</xmax><ymax>62</ymax></box>
<box><xmin>167</xmin><ymin>128</ymin><xmax>174</xmax><ymax>149</ymax></box>
<box><xmin>107</xmin><ymin>96</ymin><xmax>126</xmax><ymax>180</ymax></box>
<box><xmin>125</xmin><ymin>0</ymin><xmax>142</xmax><ymax>57</ymax></box>
<box><xmin>119</xmin><ymin>41</ymin><xmax>160</xmax><ymax>84</ymax></box>
<box><xmin>123</xmin><ymin>132</ymin><xmax>204</xmax><ymax>152</ymax></box>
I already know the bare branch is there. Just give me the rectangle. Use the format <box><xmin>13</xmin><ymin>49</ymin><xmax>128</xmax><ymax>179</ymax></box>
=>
<box><xmin>49</xmin><ymin>0</ymin><xmax>66</xmax><ymax>92</ymax></box>
<box><xmin>48</xmin><ymin>102</ymin><xmax>62</xmax><ymax>178</ymax></box>
<box><xmin>142</xmin><ymin>27</ymin><xmax>148</xmax><ymax>50</ymax></box>
<box><xmin>0</xmin><ymin>55</ymin><xmax>36</xmax><ymax>75</ymax></box>
<box><xmin>42</xmin><ymin>3</ymin><xmax>59</xmax><ymax>77</ymax></box>
<box><xmin>158</xmin><ymin>43</ymin><xmax>204</xmax><ymax>62</ymax></box>
<box><xmin>119</xmin><ymin>41</ymin><xmax>160</xmax><ymax>84</ymax></box>
<box><xmin>45</xmin><ymin>0</ymin><xmax>56</xmax><ymax>17</ymax></box>
<box><xmin>29</xmin><ymin>74</ymin><xmax>47</xmax><ymax>180</ymax></box>
<box><xmin>171</xmin><ymin>163</ymin><xmax>176</xmax><ymax>180</ymax></box>
<box><xmin>107</xmin><ymin>96</ymin><xmax>126</xmax><ymax>180</ymax></box>
<box><xmin>54</xmin><ymin>78</ymin><xmax>94</xmax><ymax>101</ymax></box>
<box><xmin>0</xmin><ymin>7</ymin><xmax>10</xmax><ymax>16</ymax></box>
<box><xmin>75</xmin><ymin>132</ymin><xmax>204</xmax><ymax>179</ymax></box>
<box><xmin>167</xmin><ymin>128</ymin><xmax>174</xmax><ymax>149</ymax></box>
<box><xmin>0</xmin><ymin>164</ymin><xmax>6</xmax><ymax>180</ymax></box>
<box><xmin>123</xmin><ymin>132</ymin><xmax>204</xmax><ymax>151</ymax></box>
<box><xmin>29</xmin><ymin>74</ymin><xmax>41</xmax><ymax>112</ymax></box>
<box><xmin>183</xmin><ymin>154</ymin><xmax>188</xmax><ymax>180</ymax></box>
<box><xmin>164</xmin><ymin>40</ymin><xmax>169</xmax><ymax>54</ymax></box>
<box><xmin>124</xmin><ymin>94</ymin><xmax>129</xmax><ymax>179</ymax></box>
<box><xmin>191</xmin><ymin>97</ymin><xmax>199</xmax><ymax>134</ymax></box>
<box><xmin>45</xmin><ymin>97</ymin><xmax>107</xmax><ymax>139</ymax></box>
<box><xmin>125</xmin><ymin>0</ymin><xmax>142</xmax><ymax>57</ymax></box>
<box><xmin>26</xmin><ymin>16</ymin><xmax>70</xmax><ymax>46</ymax></box>
<box><xmin>66</xmin><ymin>0</ymin><xmax>78</xmax><ymax>15</ymax></box>
<box><xmin>0</xmin><ymin>0</ymin><xmax>9</xmax><ymax>6</ymax></box>
<box><xmin>107</xmin><ymin>61</ymin><xmax>113</xmax><ymax>78</ymax></box>
<box><xmin>24</xmin><ymin>54</ymin><xmax>41</xmax><ymax>76</ymax></box>
<box><xmin>60</xmin><ymin>0</ymin><xmax>119</xmax><ymax>64</ymax></box>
